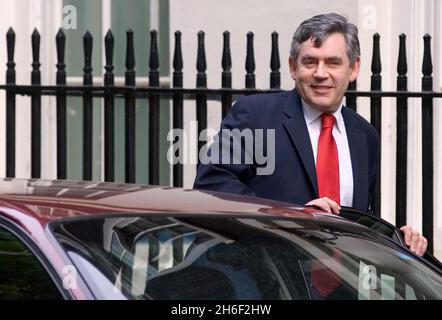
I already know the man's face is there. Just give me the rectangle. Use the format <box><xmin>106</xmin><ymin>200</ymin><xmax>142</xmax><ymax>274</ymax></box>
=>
<box><xmin>289</xmin><ymin>32</ymin><xmax>360</xmax><ymax>113</ymax></box>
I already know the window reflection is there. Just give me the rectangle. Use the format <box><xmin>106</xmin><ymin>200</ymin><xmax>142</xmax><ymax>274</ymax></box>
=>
<box><xmin>51</xmin><ymin>215</ymin><xmax>442</xmax><ymax>300</ymax></box>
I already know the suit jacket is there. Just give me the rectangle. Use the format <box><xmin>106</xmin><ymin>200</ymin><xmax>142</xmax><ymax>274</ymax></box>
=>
<box><xmin>193</xmin><ymin>89</ymin><xmax>380</xmax><ymax>212</ymax></box>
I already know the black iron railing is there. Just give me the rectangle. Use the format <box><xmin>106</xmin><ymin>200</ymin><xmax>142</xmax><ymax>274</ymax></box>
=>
<box><xmin>0</xmin><ymin>28</ymin><xmax>438</xmax><ymax>253</ymax></box>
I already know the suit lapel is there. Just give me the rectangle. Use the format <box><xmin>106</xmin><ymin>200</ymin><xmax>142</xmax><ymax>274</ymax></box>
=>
<box><xmin>342</xmin><ymin>108</ymin><xmax>369</xmax><ymax>210</ymax></box>
<box><xmin>282</xmin><ymin>91</ymin><xmax>318</xmax><ymax>197</ymax></box>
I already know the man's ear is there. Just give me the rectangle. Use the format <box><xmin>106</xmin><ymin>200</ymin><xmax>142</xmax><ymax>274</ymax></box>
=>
<box><xmin>288</xmin><ymin>58</ymin><xmax>297</xmax><ymax>81</ymax></box>
<box><xmin>349</xmin><ymin>57</ymin><xmax>361</xmax><ymax>82</ymax></box>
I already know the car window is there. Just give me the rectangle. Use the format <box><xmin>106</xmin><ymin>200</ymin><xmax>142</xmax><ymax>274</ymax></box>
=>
<box><xmin>339</xmin><ymin>208</ymin><xmax>398</xmax><ymax>240</ymax></box>
<box><xmin>340</xmin><ymin>208</ymin><xmax>442</xmax><ymax>269</ymax></box>
<box><xmin>52</xmin><ymin>216</ymin><xmax>309</xmax><ymax>299</ymax></box>
<box><xmin>356</xmin><ymin>261</ymin><xmax>420</xmax><ymax>300</ymax></box>
<box><xmin>0</xmin><ymin>226</ymin><xmax>62</xmax><ymax>300</ymax></box>
<box><xmin>299</xmin><ymin>250</ymin><xmax>440</xmax><ymax>300</ymax></box>
<box><xmin>50</xmin><ymin>215</ymin><xmax>442</xmax><ymax>300</ymax></box>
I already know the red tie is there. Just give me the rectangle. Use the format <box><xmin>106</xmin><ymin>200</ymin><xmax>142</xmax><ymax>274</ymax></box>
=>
<box><xmin>316</xmin><ymin>114</ymin><xmax>340</xmax><ymax>204</ymax></box>
<box><xmin>310</xmin><ymin>250</ymin><xmax>342</xmax><ymax>298</ymax></box>
<box><xmin>311</xmin><ymin>114</ymin><xmax>342</xmax><ymax>299</ymax></box>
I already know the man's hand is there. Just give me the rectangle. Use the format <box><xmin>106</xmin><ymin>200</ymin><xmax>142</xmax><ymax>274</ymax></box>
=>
<box><xmin>399</xmin><ymin>226</ymin><xmax>428</xmax><ymax>256</ymax></box>
<box><xmin>305</xmin><ymin>197</ymin><xmax>341</xmax><ymax>214</ymax></box>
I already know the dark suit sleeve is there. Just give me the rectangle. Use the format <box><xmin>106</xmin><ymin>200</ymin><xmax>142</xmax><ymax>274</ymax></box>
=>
<box><xmin>193</xmin><ymin>97</ymin><xmax>257</xmax><ymax>196</ymax></box>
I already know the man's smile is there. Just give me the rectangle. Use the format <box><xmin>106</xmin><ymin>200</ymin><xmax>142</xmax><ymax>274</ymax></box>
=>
<box><xmin>310</xmin><ymin>85</ymin><xmax>334</xmax><ymax>94</ymax></box>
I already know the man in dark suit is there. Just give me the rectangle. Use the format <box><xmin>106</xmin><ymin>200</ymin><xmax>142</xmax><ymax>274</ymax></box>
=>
<box><xmin>194</xmin><ymin>13</ymin><xmax>427</xmax><ymax>256</ymax></box>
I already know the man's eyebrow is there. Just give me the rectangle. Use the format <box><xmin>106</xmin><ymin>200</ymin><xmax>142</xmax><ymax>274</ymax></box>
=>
<box><xmin>300</xmin><ymin>55</ymin><xmax>318</xmax><ymax>61</ymax></box>
<box><xmin>325</xmin><ymin>56</ymin><xmax>343</xmax><ymax>63</ymax></box>
<box><xmin>300</xmin><ymin>55</ymin><xmax>343</xmax><ymax>63</ymax></box>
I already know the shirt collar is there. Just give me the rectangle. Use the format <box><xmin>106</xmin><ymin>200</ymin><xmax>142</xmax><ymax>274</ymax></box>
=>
<box><xmin>301</xmin><ymin>98</ymin><xmax>345</xmax><ymax>133</ymax></box>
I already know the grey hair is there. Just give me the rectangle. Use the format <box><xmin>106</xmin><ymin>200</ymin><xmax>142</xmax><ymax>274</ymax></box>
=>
<box><xmin>289</xmin><ymin>13</ymin><xmax>360</xmax><ymax>65</ymax></box>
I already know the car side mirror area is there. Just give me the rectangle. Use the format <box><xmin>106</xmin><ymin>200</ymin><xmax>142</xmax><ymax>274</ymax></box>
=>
<box><xmin>339</xmin><ymin>207</ymin><xmax>442</xmax><ymax>271</ymax></box>
<box><xmin>338</xmin><ymin>207</ymin><xmax>399</xmax><ymax>242</ymax></box>
<box><xmin>397</xmin><ymin>229</ymin><xmax>442</xmax><ymax>270</ymax></box>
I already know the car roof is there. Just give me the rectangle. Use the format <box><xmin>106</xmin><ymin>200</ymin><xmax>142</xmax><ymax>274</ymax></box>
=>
<box><xmin>0</xmin><ymin>179</ymin><xmax>334</xmax><ymax>232</ymax></box>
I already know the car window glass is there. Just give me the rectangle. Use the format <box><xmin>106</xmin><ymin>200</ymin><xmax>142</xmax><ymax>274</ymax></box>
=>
<box><xmin>0</xmin><ymin>226</ymin><xmax>62</xmax><ymax>299</ymax></box>
<box><xmin>339</xmin><ymin>209</ymin><xmax>396</xmax><ymax>239</ymax></box>
<box><xmin>53</xmin><ymin>216</ymin><xmax>312</xmax><ymax>300</ymax></box>
<box><xmin>51</xmin><ymin>215</ymin><xmax>442</xmax><ymax>300</ymax></box>
<box><xmin>340</xmin><ymin>208</ymin><xmax>442</xmax><ymax>270</ymax></box>
<box><xmin>298</xmin><ymin>241</ymin><xmax>442</xmax><ymax>300</ymax></box>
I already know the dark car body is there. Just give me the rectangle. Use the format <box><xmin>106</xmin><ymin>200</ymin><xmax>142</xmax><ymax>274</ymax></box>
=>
<box><xmin>0</xmin><ymin>179</ymin><xmax>441</xmax><ymax>300</ymax></box>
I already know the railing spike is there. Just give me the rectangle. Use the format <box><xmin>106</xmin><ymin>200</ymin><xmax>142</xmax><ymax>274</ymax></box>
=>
<box><xmin>397</xmin><ymin>33</ymin><xmax>407</xmax><ymax>76</ymax></box>
<box><xmin>149</xmin><ymin>29</ymin><xmax>159</xmax><ymax>73</ymax></box>
<box><xmin>125</xmin><ymin>29</ymin><xmax>135</xmax><ymax>72</ymax></box>
<box><xmin>196</xmin><ymin>31</ymin><xmax>207</xmax><ymax>74</ymax></box>
<box><xmin>371</xmin><ymin>33</ymin><xmax>381</xmax><ymax>75</ymax></box>
<box><xmin>173</xmin><ymin>31</ymin><xmax>183</xmax><ymax>72</ymax></box>
<box><xmin>221</xmin><ymin>30</ymin><xmax>232</xmax><ymax>117</ymax></box>
<box><xmin>83</xmin><ymin>31</ymin><xmax>93</xmax><ymax>85</ymax></box>
<box><xmin>222</xmin><ymin>31</ymin><xmax>232</xmax><ymax>72</ymax></box>
<box><xmin>245</xmin><ymin>31</ymin><xmax>255</xmax><ymax>88</ymax></box>
<box><xmin>6</xmin><ymin>28</ymin><xmax>16</xmax><ymax>84</ymax></box>
<box><xmin>422</xmin><ymin>34</ymin><xmax>433</xmax><ymax>77</ymax></box>
<box><xmin>104</xmin><ymin>29</ymin><xmax>114</xmax><ymax>81</ymax></box>
<box><xmin>31</xmin><ymin>28</ymin><xmax>41</xmax><ymax>67</ymax></box>
<box><xmin>31</xmin><ymin>28</ymin><xmax>41</xmax><ymax>84</ymax></box>
<box><xmin>270</xmin><ymin>31</ymin><xmax>280</xmax><ymax>89</ymax></box>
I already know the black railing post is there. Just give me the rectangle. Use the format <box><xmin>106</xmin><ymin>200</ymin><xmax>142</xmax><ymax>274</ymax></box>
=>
<box><xmin>83</xmin><ymin>31</ymin><xmax>93</xmax><ymax>181</ymax></box>
<box><xmin>270</xmin><ymin>31</ymin><xmax>280</xmax><ymax>89</ymax></box>
<box><xmin>56</xmin><ymin>29</ymin><xmax>67</xmax><ymax>179</ymax></box>
<box><xmin>221</xmin><ymin>31</ymin><xmax>232</xmax><ymax>118</ymax></box>
<box><xmin>370</xmin><ymin>33</ymin><xmax>382</xmax><ymax>217</ymax></box>
<box><xmin>31</xmin><ymin>29</ymin><xmax>41</xmax><ymax>179</ymax></box>
<box><xmin>346</xmin><ymin>80</ymin><xmax>357</xmax><ymax>111</ymax></box>
<box><xmin>104</xmin><ymin>30</ymin><xmax>115</xmax><ymax>182</ymax></box>
<box><xmin>245</xmin><ymin>32</ymin><xmax>255</xmax><ymax>89</ymax></box>
<box><xmin>6</xmin><ymin>28</ymin><xmax>16</xmax><ymax>178</ymax></box>
<box><xmin>125</xmin><ymin>29</ymin><xmax>136</xmax><ymax>183</ymax></box>
<box><xmin>421</xmin><ymin>34</ymin><xmax>433</xmax><ymax>254</ymax></box>
<box><xmin>172</xmin><ymin>31</ymin><xmax>183</xmax><ymax>187</ymax></box>
<box><xmin>396</xmin><ymin>34</ymin><xmax>408</xmax><ymax>227</ymax></box>
<box><xmin>196</xmin><ymin>31</ymin><xmax>207</xmax><ymax>159</ymax></box>
<box><xmin>149</xmin><ymin>30</ymin><xmax>160</xmax><ymax>185</ymax></box>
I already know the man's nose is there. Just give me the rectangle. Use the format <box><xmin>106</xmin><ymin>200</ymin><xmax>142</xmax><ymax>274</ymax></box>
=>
<box><xmin>314</xmin><ymin>62</ymin><xmax>328</xmax><ymax>79</ymax></box>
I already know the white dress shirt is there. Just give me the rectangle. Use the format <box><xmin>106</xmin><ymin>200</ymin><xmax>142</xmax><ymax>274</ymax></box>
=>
<box><xmin>301</xmin><ymin>99</ymin><xmax>354</xmax><ymax>206</ymax></box>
